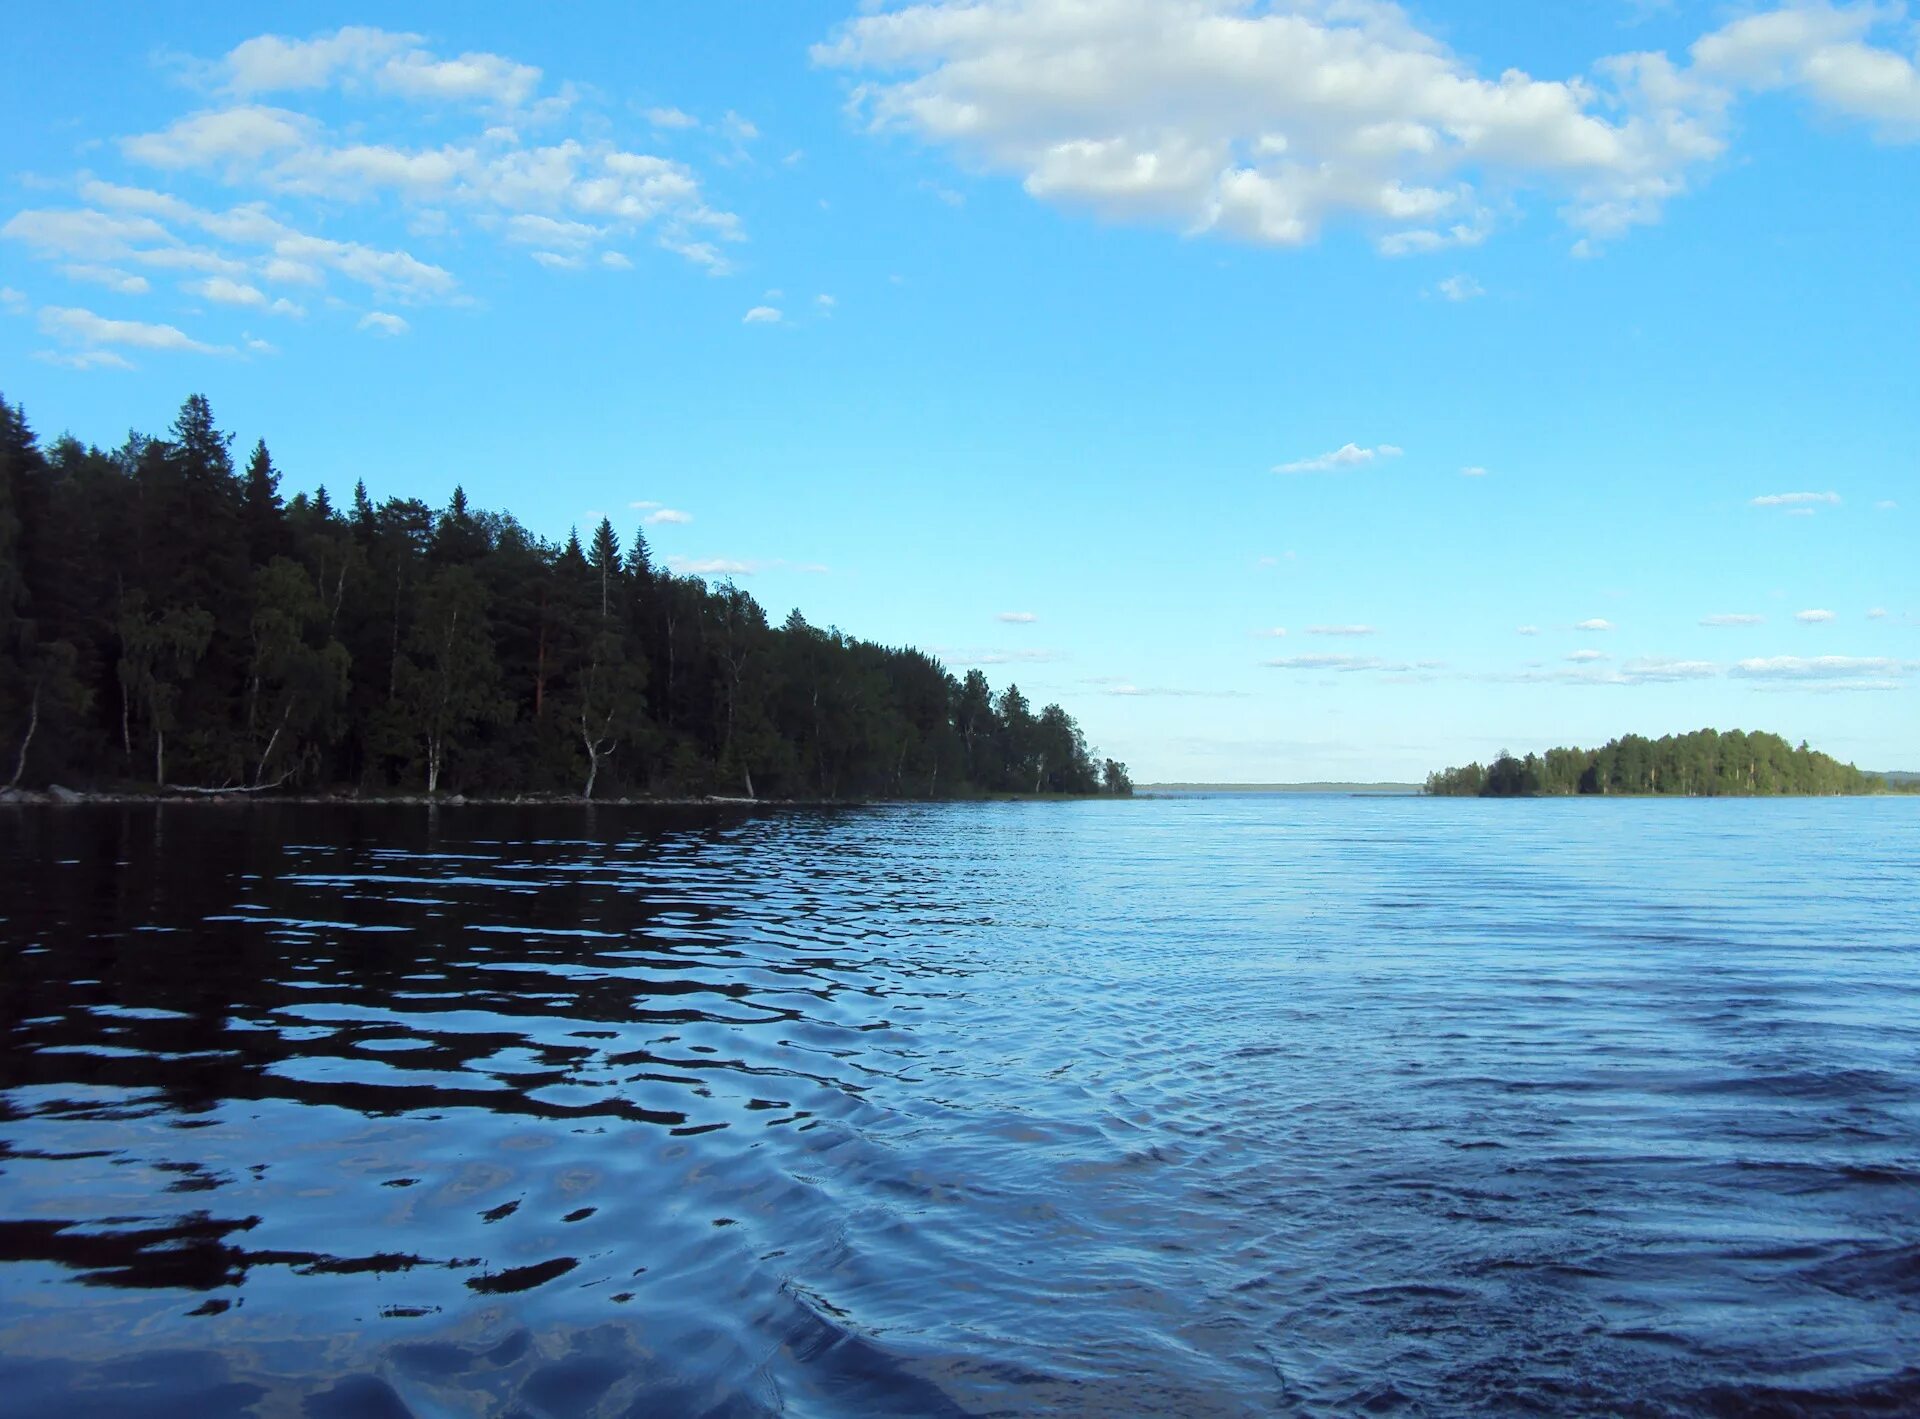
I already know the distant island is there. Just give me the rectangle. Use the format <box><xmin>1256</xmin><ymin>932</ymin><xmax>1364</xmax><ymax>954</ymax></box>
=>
<box><xmin>0</xmin><ymin>393</ymin><xmax>1130</xmax><ymax>801</ymax></box>
<box><xmin>1424</xmin><ymin>729</ymin><xmax>1905</xmax><ymax>797</ymax></box>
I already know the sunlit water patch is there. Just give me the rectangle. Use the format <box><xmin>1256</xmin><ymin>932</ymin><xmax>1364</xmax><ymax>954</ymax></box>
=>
<box><xmin>1</xmin><ymin>798</ymin><xmax>1917</xmax><ymax>1416</ymax></box>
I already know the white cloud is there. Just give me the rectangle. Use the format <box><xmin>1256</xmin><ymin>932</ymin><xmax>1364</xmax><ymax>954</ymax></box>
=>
<box><xmin>1576</xmin><ymin>618</ymin><xmax>1616</xmax><ymax>631</ymax></box>
<box><xmin>996</xmin><ymin>611</ymin><xmax>1038</xmax><ymax>624</ymax></box>
<box><xmin>743</xmin><ymin>305</ymin><xmax>782</xmax><ymax>324</ymax></box>
<box><xmin>1794</xmin><ymin>608</ymin><xmax>1836</xmax><ymax>623</ymax></box>
<box><xmin>531</xmin><ymin>250</ymin><xmax>584</xmax><ymax>270</ymax></box>
<box><xmin>1306</xmin><ymin>624</ymin><xmax>1376</xmax><ymax>637</ymax></box>
<box><xmin>1436</xmin><ymin>274</ymin><xmax>1485</xmax><ymax>301</ymax></box>
<box><xmin>601</xmin><ymin>250</ymin><xmax>633</xmax><ymax>270</ymax></box>
<box><xmin>60</xmin><ymin>264</ymin><xmax>151</xmax><ymax>294</ymax></box>
<box><xmin>1867</xmin><ymin>607</ymin><xmax>1888</xmax><ymax>619</ymax></box>
<box><xmin>1256</xmin><ymin>626</ymin><xmax>1288</xmax><ymax>639</ymax></box>
<box><xmin>647</xmin><ymin>106</ymin><xmax>699</xmax><ymax>129</ymax></box>
<box><xmin>223</xmin><ymin>27</ymin><xmax>548</xmax><ymax>111</ymax></box>
<box><xmin>671</xmin><ymin>556</ymin><xmax>757</xmax><ymax>576</ymax></box>
<box><xmin>185</xmin><ymin>275</ymin><xmax>267</xmax><ymax>306</ymax></box>
<box><xmin>1692</xmin><ymin>5</ymin><xmax>1920</xmax><ymax>142</ymax></box>
<box><xmin>505</xmin><ymin>213</ymin><xmax>605</xmax><ymax>250</ymax></box>
<box><xmin>628</xmin><ymin>500</ymin><xmax>662</xmax><ymax>511</ymax></box>
<box><xmin>815</xmin><ymin>1</ymin><xmax>1743</xmax><ymax>253</ymax></box>
<box><xmin>0</xmin><ymin>286</ymin><xmax>25</xmax><ymax>312</ymax></box>
<box><xmin>44</xmin><ymin>31</ymin><xmax>745</xmax><ymax>314</ymax></box>
<box><xmin>1620</xmin><ymin>657</ymin><xmax>1719</xmax><ymax>683</ymax></box>
<box><xmin>1265</xmin><ymin>654</ymin><xmax>1382</xmax><ymax>671</ymax></box>
<box><xmin>39</xmin><ymin>304</ymin><xmax>232</xmax><ymax>355</ymax></box>
<box><xmin>645</xmin><ymin>508</ymin><xmax>692</xmax><ymax>525</ymax></box>
<box><xmin>722</xmin><ymin>111</ymin><xmax>760</xmax><ymax>143</ymax></box>
<box><xmin>244</xmin><ymin>334</ymin><xmax>277</xmax><ymax>355</ymax></box>
<box><xmin>1516</xmin><ymin>625</ymin><xmax>1540</xmax><ymax>635</ymax></box>
<box><xmin>124</xmin><ymin>105</ymin><xmax>315</xmax><ymax>169</ymax></box>
<box><xmin>357</xmin><ymin>310</ymin><xmax>409</xmax><ymax>336</ymax></box>
<box><xmin>1568</xmin><ymin>649</ymin><xmax>1609</xmax><ymax>662</ymax></box>
<box><xmin>1876</xmin><ymin>499</ymin><xmax>1898</xmax><ymax>511</ymax></box>
<box><xmin>1732</xmin><ymin>655</ymin><xmax>1911</xmax><ymax>681</ymax></box>
<box><xmin>1274</xmin><ymin>442</ymin><xmax>1402</xmax><ymax>474</ymax></box>
<box><xmin>1750</xmin><ymin>490</ymin><xmax>1840</xmax><ymax>507</ymax></box>
<box><xmin>1700</xmin><ymin>612</ymin><xmax>1765</xmax><ymax>627</ymax></box>
<box><xmin>1461</xmin><ymin>465</ymin><xmax>1489</xmax><ymax>477</ymax></box>
<box><xmin>817</xmin><ymin>293</ymin><xmax>836</xmax><ymax>309</ymax></box>
<box><xmin>36</xmin><ymin>348</ymin><xmax>136</xmax><ymax>371</ymax></box>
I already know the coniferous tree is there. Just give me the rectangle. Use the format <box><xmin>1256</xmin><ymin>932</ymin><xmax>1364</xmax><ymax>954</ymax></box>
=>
<box><xmin>0</xmin><ymin>390</ymin><xmax>1134</xmax><ymax>800</ymax></box>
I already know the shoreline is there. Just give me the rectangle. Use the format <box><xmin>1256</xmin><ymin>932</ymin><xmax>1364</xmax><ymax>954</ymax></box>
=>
<box><xmin>0</xmin><ymin>786</ymin><xmax>1124</xmax><ymax>809</ymax></box>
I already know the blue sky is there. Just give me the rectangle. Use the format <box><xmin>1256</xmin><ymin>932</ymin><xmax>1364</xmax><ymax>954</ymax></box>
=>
<box><xmin>1</xmin><ymin>1</ymin><xmax>1914</xmax><ymax>780</ymax></box>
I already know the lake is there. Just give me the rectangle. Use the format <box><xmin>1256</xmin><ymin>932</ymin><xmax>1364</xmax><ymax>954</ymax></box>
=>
<box><xmin>1</xmin><ymin>796</ymin><xmax>1915</xmax><ymax>1416</ymax></box>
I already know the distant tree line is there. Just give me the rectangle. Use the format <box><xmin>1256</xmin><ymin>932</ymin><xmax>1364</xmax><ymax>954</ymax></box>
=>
<box><xmin>0</xmin><ymin>392</ymin><xmax>1133</xmax><ymax>800</ymax></box>
<box><xmin>1424</xmin><ymin>729</ymin><xmax>1890</xmax><ymax>797</ymax></box>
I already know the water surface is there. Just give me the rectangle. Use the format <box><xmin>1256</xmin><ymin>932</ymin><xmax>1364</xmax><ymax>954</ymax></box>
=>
<box><xmin>1</xmin><ymin>797</ymin><xmax>1916</xmax><ymax>1415</ymax></box>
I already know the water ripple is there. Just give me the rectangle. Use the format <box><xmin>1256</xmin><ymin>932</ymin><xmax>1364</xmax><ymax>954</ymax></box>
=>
<box><xmin>1</xmin><ymin>797</ymin><xmax>1917</xmax><ymax>1415</ymax></box>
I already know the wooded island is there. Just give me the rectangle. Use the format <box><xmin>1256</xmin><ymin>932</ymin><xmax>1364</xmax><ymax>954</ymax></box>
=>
<box><xmin>1424</xmin><ymin>729</ymin><xmax>1892</xmax><ymax>797</ymax></box>
<box><xmin>0</xmin><ymin>393</ymin><xmax>1131</xmax><ymax>801</ymax></box>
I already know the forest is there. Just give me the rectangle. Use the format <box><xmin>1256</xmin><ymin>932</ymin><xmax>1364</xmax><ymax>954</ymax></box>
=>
<box><xmin>0</xmin><ymin>392</ymin><xmax>1131</xmax><ymax>801</ymax></box>
<box><xmin>1423</xmin><ymin>729</ymin><xmax>1890</xmax><ymax>797</ymax></box>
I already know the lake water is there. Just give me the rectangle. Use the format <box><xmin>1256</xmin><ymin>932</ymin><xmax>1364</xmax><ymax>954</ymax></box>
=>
<box><xmin>1</xmin><ymin>796</ymin><xmax>1916</xmax><ymax>1416</ymax></box>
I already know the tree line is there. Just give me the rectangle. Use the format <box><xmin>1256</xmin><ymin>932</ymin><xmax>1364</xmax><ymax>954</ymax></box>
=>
<box><xmin>0</xmin><ymin>392</ymin><xmax>1132</xmax><ymax>800</ymax></box>
<box><xmin>1423</xmin><ymin>729</ymin><xmax>1891</xmax><ymax>797</ymax></box>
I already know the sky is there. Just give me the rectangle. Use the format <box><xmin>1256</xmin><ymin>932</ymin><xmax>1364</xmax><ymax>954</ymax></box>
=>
<box><xmin>1</xmin><ymin>1</ymin><xmax>1914</xmax><ymax>781</ymax></box>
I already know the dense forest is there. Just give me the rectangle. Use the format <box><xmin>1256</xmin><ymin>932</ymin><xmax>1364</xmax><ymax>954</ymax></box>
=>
<box><xmin>0</xmin><ymin>392</ymin><xmax>1131</xmax><ymax>801</ymax></box>
<box><xmin>1424</xmin><ymin>729</ymin><xmax>1889</xmax><ymax>797</ymax></box>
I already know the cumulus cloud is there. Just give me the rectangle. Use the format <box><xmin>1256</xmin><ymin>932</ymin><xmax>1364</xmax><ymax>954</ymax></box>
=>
<box><xmin>1576</xmin><ymin>618</ymin><xmax>1616</xmax><ymax>631</ymax></box>
<box><xmin>357</xmin><ymin>310</ymin><xmax>409</xmax><ymax>335</ymax></box>
<box><xmin>1568</xmin><ymin>649</ymin><xmax>1609</xmax><ymax>662</ymax></box>
<box><xmin>743</xmin><ymin>305</ymin><xmax>782</xmax><ymax>323</ymax></box>
<box><xmin>1750</xmin><ymin>490</ymin><xmax>1840</xmax><ymax>507</ymax></box>
<box><xmin>816</xmin><ymin>2</ymin><xmax>1722</xmax><ymax>253</ymax></box>
<box><xmin>1307</xmin><ymin>624</ymin><xmax>1376</xmax><ymax>637</ymax></box>
<box><xmin>39</xmin><ymin>304</ymin><xmax>232</xmax><ymax>356</ymax></box>
<box><xmin>1255</xmin><ymin>626</ymin><xmax>1288</xmax><ymax>639</ymax></box>
<box><xmin>1866</xmin><ymin>607</ymin><xmax>1888</xmax><ymax>619</ymax></box>
<box><xmin>1461</xmin><ymin>465</ymin><xmax>1490</xmax><ymax>477</ymax></box>
<box><xmin>1691</xmin><ymin>5</ymin><xmax>1920</xmax><ymax>142</ymax></box>
<box><xmin>185</xmin><ymin>275</ymin><xmax>268</xmax><ymax>306</ymax></box>
<box><xmin>816</xmin><ymin>2</ymin><xmax>1920</xmax><ymax>256</ymax></box>
<box><xmin>644</xmin><ymin>508</ymin><xmax>692</xmax><ymax>525</ymax></box>
<box><xmin>60</xmin><ymin>264</ymin><xmax>151</xmax><ymax>294</ymax></box>
<box><xmin>1701</xmin><ymin>612</ymin><xmax>1764</xmax><ymax>626</ymax></box>
<box><xmin>222</xmin><ymin>26</ymin><xmax>547</xmax><ymax>111</ymax></box>
<box><xmin>1794</xmin><ymin>608</ymin><xmax>1836</xmax><ymax>623</ymax></box>
<box><xmin>1436</xmin><ymin>274</ymin><xmax>1485</xmax><ymax>301</ymax></box>
<box><xmin>647</xmin><ymin>106</ymin><xmax>699</xmax><ymax>129</ymax></box>
<box><xmin>1516</xmin><ymin>624</ymin><xmax>1540</xmax><ymax>635</ymax></box>
<box><xmin>1274</xmin><ymin>442</ymin><xmax>1402</xmax><ymax>474</ymax></box>
<box><xmin>0</xmin><ymin>27</ymin><xmax>742</xmax><ymax>352</ymax></box>
<box><xmin>997</xmin><ymin>611</ymin><xmax>1038</xmax><ymax>624</ymax></box>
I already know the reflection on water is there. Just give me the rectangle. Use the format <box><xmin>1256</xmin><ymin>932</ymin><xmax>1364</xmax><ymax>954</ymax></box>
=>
<box><xmin>1</xmin><ymin>798</ymin><xmax>1917</xmax><ymax>1416</ymax></box>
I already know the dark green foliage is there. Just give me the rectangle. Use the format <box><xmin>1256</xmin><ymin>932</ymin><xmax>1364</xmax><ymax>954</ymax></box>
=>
<box><xmin>1425</xmin><ymin>729</ymin><xmax>1883</xmax><ymax>798</ymax></box>
<box><xmin>0</xmin><ymin>390</ymin><xmax>1126</xmax><ymax>799</ymax></box>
